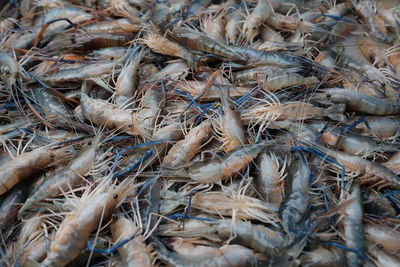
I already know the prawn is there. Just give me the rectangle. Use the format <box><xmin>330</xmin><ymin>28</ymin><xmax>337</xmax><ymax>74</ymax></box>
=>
<box><xmin>162</xmin><ymin>120</ymin><xmax>212</xmax><ymax>168</ymax></box>
<box><xmin>111</xmin><ymin>216</ymin><xmax>155</xmax><ymax>267</ymax></box>
<box><xmin>41</xmin><ymin>179</ymin><xmax>142</xmax><ymax>267</ymax></box>
<box><xmin>18</xmin><ymin>135</ymin><xmax>102</xmax><ymax>217</ymax></box>
<box><xmin>0</xmin><ymin>144</ymin><xmax>75</xmax><ymax>195</ymax></box>
<box><xmin>80</xmin><ymin>93</ymin><xmax>148</xmax><ymax>137</ymax></box>
<box><xmin>312</xmin><ymin>88</ymin><xmax>400</xmax><ymax>115</ymax></box>
<box><xmin>143</xmin><ymin>32</ymin><xmax>196</xmax><ymax>71</ymax></box>
<box><xmin>218</xmin><ymin>88</ymin><xmax>247</xmax><ymax>152</ymax></box>
<box><xmin>163</xmin><ymin>141</ymin><xmax>275</xmax><ymax>183</ymax></box>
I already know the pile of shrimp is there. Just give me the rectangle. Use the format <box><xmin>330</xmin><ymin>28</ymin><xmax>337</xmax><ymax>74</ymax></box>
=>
<box><xmin>1</xmin><ymin>0</ymin><xmax>400</xmax><ymax>266</ymax></box>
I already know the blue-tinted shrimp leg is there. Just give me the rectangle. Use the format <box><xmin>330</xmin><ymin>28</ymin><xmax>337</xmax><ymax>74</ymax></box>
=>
<box><xmin>86</xmin><ymin>237</ymin><xmax>134</xmax><ymax>254</ymax></box>
<box><xmin>291</xmin><ymin>146</ymin><xmax>346</xmax><ymax>187</ymax></box>
<box><xmin>322</xmin><ymin>241</ymin><xmax>374</xmax><ymax>265</ymax></box>
<box><xmin>174</xmin><ymin>89</ymin><xmax>205</xmax><ymax>113</ymax></box>
<box><xmin>113</xmin><ymin>149</ymin><xmax>153</xmax><ymax>178</ymax></box>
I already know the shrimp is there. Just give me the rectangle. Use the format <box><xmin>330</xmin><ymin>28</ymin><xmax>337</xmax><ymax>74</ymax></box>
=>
<box><xmin>0</xmin><ymin>145</ymin><xmax>75</xmax><ymax>196</ymax></box>
<box><xmin>136</xmin><ymin>84</ymin><xmax>164</xmax><ymax>136</ymax></box>
<box><xmin>357</xmin><ymin>35</ymin><xmax>387</xmax><ymax>68</ymax></box>
<box><xmin>347</xmin><ymin>116</ymin><xmax>400</xmax><ymax>140</ymax></box>
<box><xmin>242</xmin><ymin>102</ymin><xmax>345</xmax><ymax>124</ymax></box>
<box><xmin>365</xmin><ymin>223</ymin><xmax>400</xmax><ymax>252</ymax></box>
<box><xmin>219</xmin><ymin>89</ymin><xmax>246</xmax><ymax>152</ymax></box>
<box><xmin>115</xmin><ymin>47</ymin><xmax>143</xmax><ymax>106</ymax></box>
<box><xmin>191</xmin><ymin>190</ymin><xmax>279</xmax><ymax>223</ymax></box>
<box><xmin>41</xmin><ymin>179</ymin><xmax>141</xmax><ymax>267</ymax></box>
<box><xmin>18</xmin><ymin>136</ymin><xmax>101</xmax><ymax>217</ymax></box>
<box><xmin>266</xmin><ymin>13</ymin><xmax>315</xmax><ymax>32</ymax></box>
<box><xmin>161</xmin><ymin>219</ymin><xmax>286</xmax><ymax>256</ymax></box>
<box><xmin>164</xmin><ymin>141</ymin><xmax>275</xmax><ymax>183</ymax></box>
<box><xmin>41</xmin><ymin>60</ymin><xmax>122</xmax><ymax>82</ymax></box>
<box><xmin>255</xmin><ymin>150</ymin><xmax>285</xmax><ymax>205</ymax></box>
<box><xmin>33</xmin><ymin>87</ymin><xmax>90</xmax><ymax>132</ymax></box>
<box><xmin>316</xmin><ymin>124</ymin><xmax>398</xmax><ymax>156</ymax></box>
<box><xmin>146</xmin><ymin>60</ymin><xmax>190</xmax><ymax>83</ymax></box>
<box><xmin>312</xmin><ymin>88</ymin><xmax>400</xmax><ymax>115</ymax></box>
<box><xmin>164</xmin><ymin>237</ymin><xmax>268</xmax><ymax>267</ymax></box>
<box><xmin>143</xmin><ymin>32</ymin><xmax>196</xmax><ymax>71</ymax></box>
<box><xmin>268</xmin><ymin>235</ymin><xmax>308</xmax><ymax>267</ymax></box>
<box><xmin>171</xmin><ymin>27</ymin><xmax>248</xmax><ymax>64</ymax></box>
<box><xmin>339</xmin><ymin>184</ymin><xmax>365</xmax><ymax>267</ymax></box>
<box><xmin>80</xmin><ymin>93</ymin><xmax>148</xmax><ymax>137</ymax></box>
<box><xmin>111</xmin><ymin>216</ymin><xmax>155</xmax><ymax>267</ymax></box>
<box><xmin>162</xmin><ymin>120</ymin><xmax>212</xmax><ymax>167</ymax></box>
<box><xmin>173</xmin><ymin>81</ymin><xmax>252</xmax><ymax>101</ymax></box>
<box><xmin>242</xmin><ymin>0</ymin><xmax>273</xmax><ymax>44</ymax></box>
<box><xmin>308</xmin><ymin>143</ymin><xmax>400</xmax><ymax>187</ymax></box>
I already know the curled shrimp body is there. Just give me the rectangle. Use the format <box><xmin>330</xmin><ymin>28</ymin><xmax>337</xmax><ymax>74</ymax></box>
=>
<box><xmin>162</xmin><ymin>120</ymin><xmax>212</xmax><ymax>168</ymax></box>
<box><xmin>0</xmin><ymin>145</ymin><xmax>74</xmax><ymax>196</ymax></box>
<box><xmin>225</xmin><ymin>4</ymin><xmax>245</xmax><ymax>44</ymax></box>
<box><xmin>42</xmin><ymin>180</ymin><xmax>139</xmax><ymax>267</ymax></box>
<box><xmin>164</xmin><ymin>141</ymin><xmax>274</xmax><ymax>183</ymax></box>
<box><xmin>313</xmin><ymin>88</ymin><xmax>400</xmax><ymax>115</ymax></box>
<box><xmin>18</xmin><ymin>136</ymin><xmax>101</xmax><ymax>216</ymax></box>
<box><xmin>80</xmin><ymin>93</ymin><xmax>147</xmax><ymax>137</ymax></box>
<box><xmin>111</xmin><ymin>216</ymin><xmax>155</xmax><ymax>267</ymax></box>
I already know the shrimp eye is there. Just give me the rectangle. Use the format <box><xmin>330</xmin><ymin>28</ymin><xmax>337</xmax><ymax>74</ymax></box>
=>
<box><xmin>87</xmin><ymin>141</ymin><xmax>92</xmax><ymax>145</ymax></box>
<box><xmin>375</xmin><ymin>140</ymin><xmax>381</xmax><ymax>145</ymax></box>
<box><xmin>50</xmin><ymin>154</ymin><xmax>55</xmax><ymax>159</ymax></box>
<box><xmin>229</xmin><ymin>105</ymin><xmax>236</xmax><ymax>110</ymax></box>
<box><xmin>183</xmin><ymin>166</ymin><xmax>189</xmax><ymax>171</ymax></box>
<box><xmin>287</xmin><ymin>255</ymin><xmax>294</xmax><ymax>262</ymax></box>
<box><xmin>252</xmin><ymin>26</ymin><xmax>257</xmax><ymax>30</ymax></box>
<box><xmin>213</xmin><ymin>230</ymin><xmax>219</xmax><ymax>235</ymax></box>
<box><xmin>326</xmin><ymin>93</ymin><xmax>331</xmax><ymax>98</ymax></box>
<box><xmin>113</xmin><ymin>194</ymin><xmax>118</xmax><ymax>199</ymax></box>
<box><xmin>112</xmin><ymin>214</ymin><xmax>118</xmax><ymax>220</ymax></box>
<box><xmin>128</xmin><ymin>124</ymin><xmax>133</xmax><ymax>128</ymax></box>
<box><xmin>293</xmin><ymin>154</ymin><xmax>299</xmax><ymax>160</ymax></box>
<box><xmin>377</xmin><ymin>244</ymin><xmax>384</xmax><ymax>249</ymax></box>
